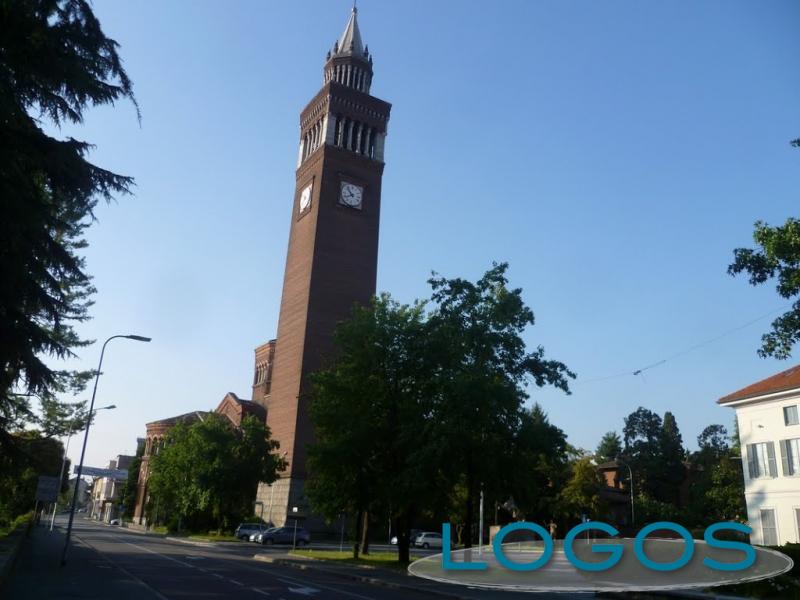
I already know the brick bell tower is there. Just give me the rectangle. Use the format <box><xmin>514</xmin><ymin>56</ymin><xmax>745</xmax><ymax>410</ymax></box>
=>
<box><xmin>254</xmin><ymin>7</ymin><xmax>391</xmax><ymax>527</ymax></box>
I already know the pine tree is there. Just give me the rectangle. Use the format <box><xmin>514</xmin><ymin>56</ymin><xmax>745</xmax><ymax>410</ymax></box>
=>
<box><xmin>0</xmin><ymin>0</ymin><xmax>137</xmax><ymax>452</ymax></box>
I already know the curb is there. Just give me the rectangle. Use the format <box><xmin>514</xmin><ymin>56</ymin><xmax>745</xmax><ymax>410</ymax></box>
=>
<box><xmin>165</xmin><ymin>536</ymin><xmax>217</xmax><ymax>548</ymax></box>
<box><xmin>252</xmin><ymin>554</ymin><xmax>472</xmax><ymax>600</ymax></box>
<box><xmin>0</xmin><ymin>521</ymin><xmax>31</xmax><ymax>589</ymax></box>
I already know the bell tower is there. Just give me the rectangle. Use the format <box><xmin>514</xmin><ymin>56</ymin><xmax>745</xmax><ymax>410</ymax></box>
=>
<box><xmin>255</xmin><ymin>7</ymin><xmax>391</xmax><ymax>527</ymax></box>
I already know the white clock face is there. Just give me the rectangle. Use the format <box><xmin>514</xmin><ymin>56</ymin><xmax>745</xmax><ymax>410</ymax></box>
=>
<box><xmin>299</xmin><ymin>184</ymin><xmax>312</xmax><ymax>213</ymax></box>
<box><xmin>339</xmin><ymin>182</ymin><xmax>363</xmax><ymax>210</ymax></box>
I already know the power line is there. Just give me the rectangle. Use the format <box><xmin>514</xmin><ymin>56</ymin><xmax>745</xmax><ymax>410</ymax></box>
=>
<box><xmin>578</xmin><ymin>304</ymin><xmax>790</xmax><ymax>385</ymax></box>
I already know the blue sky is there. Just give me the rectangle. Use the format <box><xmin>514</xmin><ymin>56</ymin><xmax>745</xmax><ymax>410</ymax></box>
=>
<box><xmin>53</xmin><ymin>1</ymin><xmax>799</xmax><ymax>470</ymax></box>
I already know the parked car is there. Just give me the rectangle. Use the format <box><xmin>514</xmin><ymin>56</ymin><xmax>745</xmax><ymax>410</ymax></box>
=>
<box><xmin>259</xmin><ymin>526</ymin><xmax>310</xmax><ymax>546</ymax></box>
<box><xmin>109</xmin><ymin>519</ymin><xmax>120</xmax><ymax>526</ymax></box>
<box><xmin>413</xmin><ymin>531</ymin><xmax>444</xmax><ymax>549</ymax></box>
<box><xmin>254</xmin><ymin>527</ymin><xmax>279</xmax><ymax>543</ymax></box>
<box><xmin>391</xmin><ymin>529</ymin><xmax>423</xmax><ymax>545</ymax></box>
<box><xmin>235</xmin><ymin>522</ymin><xmax>271</xmax><ymax>541</ymax></box>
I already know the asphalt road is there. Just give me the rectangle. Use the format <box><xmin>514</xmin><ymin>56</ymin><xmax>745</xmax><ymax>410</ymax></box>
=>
<box><xmin>4</xmin><ymin>517</ymin><xmax>603</xmax><ymax>600</ymax></box>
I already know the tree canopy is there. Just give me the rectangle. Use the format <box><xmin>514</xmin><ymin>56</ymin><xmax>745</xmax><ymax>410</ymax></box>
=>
<box><xmin>147</xmin><ymin>415</ymin><xmax>285</xmax><ymax>532</ymax></box>
<box><xmin>729</xmin><ymin>217</ymin><xmax>800</xmax><ymax>359</ymax></box>
<box><xmin>596</xmin><ymin>431</ymin><xmax>622</xmax><ymax>463</ymax></box>
<box><xmin>307</xmin><ymin>264</ymin><xmax>575</xmax><ymax>561</ymax></box>
<box><xmin>0</xmin><ymin>0</ymin><xmax>137</xmax><ymax>454</ymax></box>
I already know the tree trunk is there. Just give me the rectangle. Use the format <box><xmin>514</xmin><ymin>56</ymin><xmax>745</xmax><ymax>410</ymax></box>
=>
<box><xmin>360</xmin><ymin>510</ymin><xmax>370</xmax><ymax>555</ymax></box>
<box><xmin>394</xmin><ymin>514</ymin><xmax>410</xmax><ymax>564</ymax></box>
<box><xmin>353</xmin><ymin>508</ymin><xmax>362</xmax><ymax>559</ymax></box>
<box><xmin>464</xmin><ymin>462</ymin><xmax>474</xmax><ymax>548</ymax></box>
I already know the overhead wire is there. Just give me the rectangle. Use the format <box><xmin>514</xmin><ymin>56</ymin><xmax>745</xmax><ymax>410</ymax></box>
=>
<box><xmin>577</xmin><ymin>304</ymin><xmax>790</xmax><ymax>385</ymax></box>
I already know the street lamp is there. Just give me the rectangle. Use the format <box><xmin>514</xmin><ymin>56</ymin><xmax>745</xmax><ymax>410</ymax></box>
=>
<box><xmin>60</xmin><ymin>334</ymin><xmax>151</xmax><ymax>566</ymax></box>
<box><xmin>50</xmin><ymin>404</ymin><xmax>117</xmax><ymax>531</ymax></box>
<box><xmin>616</xmin><ymin>458</ymin><xmax>635</xmax><ymax>527</ymax></box>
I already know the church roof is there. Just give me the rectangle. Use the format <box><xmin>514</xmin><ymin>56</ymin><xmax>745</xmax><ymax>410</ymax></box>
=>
<box><xmin>146</xmin><ymin>410</ymin><xmax>209</xmax><ymax>427</ymax></box>
<box><xmin>336</xmin><ymin>7</ymin><xmax>364</xmax><ymax>56</ymax></box>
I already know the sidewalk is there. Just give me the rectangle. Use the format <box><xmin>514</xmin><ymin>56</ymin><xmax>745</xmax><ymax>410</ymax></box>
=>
<box><xmin>2</xmin><ymin>523</ymin><xmax>162</xmax><ymax>600</ymax></box>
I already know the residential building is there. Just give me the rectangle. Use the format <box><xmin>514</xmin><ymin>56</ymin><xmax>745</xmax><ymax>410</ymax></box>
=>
<box><xmin>718</xmin><ymin>364</ymin><xmax>800</xmax><ymax>545</ymax></box>
<box><xmin>90</xmin><ymin>454</ymin><xmax>134</xmax><ymax>522</ymax></box>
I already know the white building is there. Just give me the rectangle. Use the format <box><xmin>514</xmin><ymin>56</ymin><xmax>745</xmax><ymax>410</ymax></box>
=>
<box><xmin>719</xmin><ymin>364</ymin><xmax>800</xmax><ymax>546</ymax></box>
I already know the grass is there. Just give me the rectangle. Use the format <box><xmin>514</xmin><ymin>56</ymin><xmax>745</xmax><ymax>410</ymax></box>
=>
<box><xmin>289</xmin><ymin>549</ymin><xmax>420</xmax><ymax>570</ymax></box>
<box><xmin>0</xmin><ymin>512</ymin><xmax>32</xmax><ymax>540</ymax></box>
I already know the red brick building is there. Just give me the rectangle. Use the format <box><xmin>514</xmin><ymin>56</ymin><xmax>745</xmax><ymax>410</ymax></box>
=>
<box><xmin>132</xmin><ymin>393</ymin><xmax>265</xmax><ymax>525</ymax></box>
<box><xmin>251</xmin><ymin>7</ymin><xmax>390</xmax><ymax>529</ymax></box>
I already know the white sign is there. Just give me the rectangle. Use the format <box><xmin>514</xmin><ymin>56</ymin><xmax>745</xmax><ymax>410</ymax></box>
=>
<box><xmin>75</xmin><ymin>466</ymin><xmax>128</xmax><ymax>479</ymax></box>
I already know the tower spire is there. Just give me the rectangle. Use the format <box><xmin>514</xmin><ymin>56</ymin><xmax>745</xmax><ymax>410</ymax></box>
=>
<box><xmin>324</xmin><ymin>6</ymin><xmax>373</xmax><ymax>92</ymax></box>
<box><xmin>336</xmin><ymin>5</ymin><xmax>364</xmax><ymax>56</ymax></box>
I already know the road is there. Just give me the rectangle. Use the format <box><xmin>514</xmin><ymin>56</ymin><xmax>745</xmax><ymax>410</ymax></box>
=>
<box><xmin>4</xmin><ymin>517</ymin><xmax>597</xmax><ymax>600</ymax></box>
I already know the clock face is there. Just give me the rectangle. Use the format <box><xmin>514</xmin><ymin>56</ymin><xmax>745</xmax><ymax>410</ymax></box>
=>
<box><xmin>299</xmin><ymin>183</ymin><xmax>312</xmax><ymax>213</ymax></box>
<box><xmin>339</xmin><ymin>182</ymin><xmax>363</xmax><ymax>210</ymax></box>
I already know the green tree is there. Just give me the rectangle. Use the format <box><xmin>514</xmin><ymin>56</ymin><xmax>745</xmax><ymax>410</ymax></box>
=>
<box><xmin>308</xmin><ymin>295</ymin><xmax>434</xmax><ymax>562</ymax></box>
<box><xmin>657</xmin><ymin>412</ymin><xmax>686</xmax><ymax>505</ymax></box>
<box><xmin>560</xmin><ymin>456</ymin><xmax>607</xmax><ymax>522</ymax></box>
<box><xmin>508</xmin><ymin>404</ymin><xmax>570</xmax><ymax>524</ymax></box>
<box><xmin>622</xmin><ymin>407</ymin><xmax>663</xmax><ymax>499</ymax></box>
<box><xmin>728</xmin><ymin>217</ymin><xmax>800</xmax><ymax>359</ymax></box>
<box><xmin>0</xmin><ymin>432</ymin><xmax>64</xmax><ymax>525</ymax></box>
<box><xmin>0</xmin><ymin>0</ymin><xmax>137</xmax><ymax>453</ymax></box>
<box><xmin>705</xmin><ymin>458</ymin><xmax>746</xmax><ymax>522</ymax></box>
<box><xmin>596</xmin><ymin>431</ymin><xmax>623</xmax><ymax>463</ymax></box>
<box><xmin>697</xmin><ymin>424</ymin><xmax>729</xmax><ymax>457</ymax></box>
<box><xmin>687</xmin><ymin>424</ymin><xmax>745</xmax><ymax>526</ymax></box>
<box><xmin>147</xmin><ymin>415</ymin><xmax>284</xmax><ymax>532</ymax></box>
<box><xmin>427</xmin><ymin>263</ymin><xmax>575</xmax><ymax>548</ymax></box>
<box><xmin>120</xmin><ymin>443</ymin><xmax>144</xmax><ymax>520</ymax></box>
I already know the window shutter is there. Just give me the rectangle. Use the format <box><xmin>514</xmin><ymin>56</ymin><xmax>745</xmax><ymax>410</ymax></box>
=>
<box><xmin>780</xmin><ymin>440</ymin><xmax>791</xmax><ymax>476</ymax></box>
<box><xmin>747</xmin><ymin>444</ymin><xmax>757</xmax><ymax>479</ymax></box>
<box><xmin>767</xmin><ymin>442</ymin><xmax>778</xmax><ymax>478</ymax></box>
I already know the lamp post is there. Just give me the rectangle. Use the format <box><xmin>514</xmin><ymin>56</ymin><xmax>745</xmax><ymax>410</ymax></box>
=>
<box><xmin>50</xmin><ymin>404</ymin><xmax>116</xmax><ymax>531</ymax></box>
<box><xmin>616</xmin><ymin>459</ymin><xmax>635</xmax><ymax>527</ymax></box>
<box><xmin>60</xmin><ymin>334</ymin><xmax>151</xmax><ymax>566</ymax></box>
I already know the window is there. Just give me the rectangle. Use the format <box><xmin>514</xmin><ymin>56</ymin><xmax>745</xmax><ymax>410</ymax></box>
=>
<box><xmin>761</xmin><ymin>509</ymin><xmax>778</xmax><ymax>546</ymax></box>
<box><xmin>795</xmin><ymin>508</ymin><xmax>800</xmax><ymax>543</ymax></box>
<box><xmin>785</xmin><ymin>406</ymin><xmax>799</xmax><ymax>426</ymax></box>
<box><xmin>780</xmin><ymin>439</ymin><xmax>800</xmax><ymax>475</ymax></box>
<box><xmin>747</xmin><ymin>442</ymin><xmax>778</xmax><ymax>479</ymax></box>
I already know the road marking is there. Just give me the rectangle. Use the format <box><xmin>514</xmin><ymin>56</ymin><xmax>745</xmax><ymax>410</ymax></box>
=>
<box><xmin>287</xmin><ymin>585</ymin><xmax>319</xmax><ymax>596</ymax></box>
<box><xmin>229</xmin><ymin>578</ymin><xmax>245</xmax><ymax>586</ymax></box>
<box><xmin>73</xmin><ymin>533</ymin><xmax>171</xmax><ymax>600</ymax></box>
<box><xmin>251</xmin><ymin>589</ymin><xmax>270</xmax><ymax>596</ymax></box>
<box><xmin>212</xmin><ymin>573</ymin><xmax>225</xmax><ymax>579</ymax></box>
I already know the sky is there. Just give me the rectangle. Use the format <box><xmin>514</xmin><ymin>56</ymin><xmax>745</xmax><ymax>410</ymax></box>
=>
<box><xmin>49</xmin><ymin>0</ymin><xmax>799</xmax><ymax>472</ymax></box>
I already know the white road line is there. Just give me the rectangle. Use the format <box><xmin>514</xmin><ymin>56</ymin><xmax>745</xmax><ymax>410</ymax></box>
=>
<box><xmin>120</xmin><ymin>539</ymin><xmax>203</xmax><ymax>571</ymax></box>
<box><xmin>73</xmin><ymin>533</ymin><xmax>171</xmax><ymax>600</ymax></box>
<box><xmin>229</xmin><ymin>579</ymin><xmax>245</xmax><ymax>586</ymax></box>
<box><xmin>212</xmin><ymin>573</ymin><xmax>225</xmax><ymax>579</ymax></box>
<box><xmin>251</xmin><ymin>589</ymin><xmax>270</xmax><ymax>596</ymax></box>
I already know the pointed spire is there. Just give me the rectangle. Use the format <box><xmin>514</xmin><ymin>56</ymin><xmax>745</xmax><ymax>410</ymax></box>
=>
<box><xmin>335</xmin><ymin>6</ymin><xmax>364</xmax><ymax>56</ymax></box>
